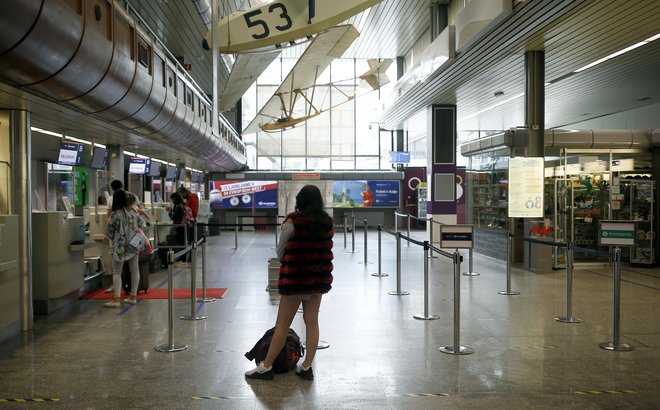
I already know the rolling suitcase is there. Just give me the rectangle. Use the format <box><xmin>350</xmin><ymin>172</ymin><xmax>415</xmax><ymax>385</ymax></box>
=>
<box><xmin>268</xmin><ymin>258</ymin><xmax>280</xmax><ymax>292</ymax></box>
<box><xmin>121</xmin><ymin>260</ymin><xmax>149</xmax><ymax>295</ymax></box>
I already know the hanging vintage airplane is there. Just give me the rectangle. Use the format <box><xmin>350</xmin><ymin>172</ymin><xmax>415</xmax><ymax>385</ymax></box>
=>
<box><xmin>241</xmin><ymin>24</ymin><xmax>391</xmax><ymax>134</ymax></box>
<box><xmin>209</xmin><ymin>0</ymin><xmax>384</xmax><ymax>112</ymax></box>
<box><xmin>203</xmin><ymin>0</ymin><xmax>382</xmax><ymax>53</ymax></box>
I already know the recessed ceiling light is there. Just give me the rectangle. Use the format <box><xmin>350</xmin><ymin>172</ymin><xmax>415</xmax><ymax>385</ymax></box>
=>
<box><xmin>494</xmin><ymin>91</ymin><xmax>504</xmax><ymax>97</ymax></box>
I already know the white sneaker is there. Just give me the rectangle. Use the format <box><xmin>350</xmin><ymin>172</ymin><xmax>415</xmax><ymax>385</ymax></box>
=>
<box><xmin>124</xmin><ymin>297</ymin><xmax>138</xmax><ymax>305</ymax></box>
<box><xmin>245</xmin><ymin>361</ymin><xmax>274</xmax><ymax>380</ymax></box>
<box><xmin>103</xmin><ymin>300</ymin><xmax>121</xmax><ymax>308</ymax></box>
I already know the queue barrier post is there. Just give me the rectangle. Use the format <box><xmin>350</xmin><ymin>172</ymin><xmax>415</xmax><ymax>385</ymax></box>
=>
<box><xmin>406</xmin><ymin>214</ymin><xmax>411</xmax><ymax>247</ymax></box>
<box><xmin>371</xmin><ymin>224</ymin><xmax>389</xmax><ymax>277</ymax></box>
<box><xmin>347</xmin><ymin>214</ymin><xmax>359</xmax><ymax>253</ymax></box>
<box><xmin>498</xmin><ymin>233</ymin><xmax>520</xmax><ymax>295</ymax></box>
<box><xmin>181</xmin><ymin>225</ymin><xmax>207</xmax><ymax>321</ymax></box>
<box><xmin>555</xmin><ymin>246</ymin><xmax>581</xmax><ymax>323</ymax></box>
<box><xmin>428</xmin><ymin>221</ymin><xmax>438</xmax><ymax>259</ymax></box>
<box><xmin>154</xmin><ymin>249</ymin><xmax>188</xmax><ymax>353</ymax></box>
<box><xmin>414</xmin><ymin>241</ymin><xmax>440</xmax><ymax>320</ymax></box>
<box><xmin>440</xmin><ymin>250</ymin><xmax>474</xmax><ymax>355</ymax></box>
<box><xmin>462</xmin><ymin>248</ymin><xmax>480</xmax><ymax>276</ymax></box>
<box><xmin>388</xmin><ymin>232</ymin><xmax>410</xmax><ymax>296</ymax></box>
<box><xmin>197</xmin><ymin>235</ymin><xmax>215</xmax><ymax>303</ymax></box>
<box><xmin>232</xmin><ymin>224</ymin><xmax>238</xmax><ymax>250</ymax></box>
<box><xmin>599</xmin><ymin>247</ymin><xmax>634</xmax><ymax>352</ymax></box>
<box><xmin>343</xmin><ymin>214</ymin><xmax>347</xmax><ymax>248</ymax></box>
<box><xmin>359</xmin><ymin>219</ymin><xmax>372</xmax><ymax>265</ymax></box>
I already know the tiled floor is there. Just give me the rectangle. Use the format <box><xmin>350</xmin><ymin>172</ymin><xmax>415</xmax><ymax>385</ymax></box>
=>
<box><xmin>1</xmin><ymin>229</ymin><xmax>660</xmax><ymax>409</ymax></box>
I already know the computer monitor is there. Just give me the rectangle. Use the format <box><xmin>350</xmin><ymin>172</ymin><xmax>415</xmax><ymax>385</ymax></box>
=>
<box><xmin>90</xmin><ymin>148</ymin><xmax>108</xmax><ymax>169</ymax></box>
<box><xmin>128</xmin><ymin>157</ymin><xmax>148</xmax><ymax>174</ymax></box>
<box><xmin>58</xmin><ymin>141</ymin><xmax>84</xmax><ymax>166</ymax></box>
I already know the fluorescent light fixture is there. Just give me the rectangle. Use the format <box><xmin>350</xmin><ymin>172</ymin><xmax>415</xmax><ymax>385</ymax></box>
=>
<box><xmin>136</xmin><ymin>154</ymin><xmax>149</xmax><ymax>159</ymax></box>
<box><xmin>65</xmin><ymin>136</ymin><xmax>92</xmax><ymax>145</ymax></box>
<box><xmin>93</xmin><ymin>143</ymin><xmax>106</xmax><ymax>148</ymax></box>
<box><xmin>574</xmin><ymin>32</ymin><xmax>660</xmax><ymax>73</ymax></box>
<box><xmin>30</xmin><ymin>127</ymin><xmax>62</xmax><ymax>138</ymax></box>
<box><xmin>123</xmin><ymin>150</ymin><xmax>136</xmax><ymax>157</ymax></box>
<box><xmin>458</xmin><ymin>92</ymin><xmax>525</xmax><ymax>123</ymax></box>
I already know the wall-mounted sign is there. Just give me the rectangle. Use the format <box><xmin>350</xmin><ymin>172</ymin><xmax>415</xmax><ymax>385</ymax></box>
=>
<box><xmin>439</xmin><ymin>224</ymin><xmax>474</xmax><ymax>249</ymax></box>
<box><xmin>599</xmin><ymin>221</ymin><xmax>636</xmax><ymax>246</ymax></box>
<box><xmin>292</xmin><ymin>172</ymin><xmax>321</xmax><ymax>180</ymax></box>
<box><xmin>508</xmin><ymin>157</ymin><xmax>544</xmax><ymax>218</ymax></box>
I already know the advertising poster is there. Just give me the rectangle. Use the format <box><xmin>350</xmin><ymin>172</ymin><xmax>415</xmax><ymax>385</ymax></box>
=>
<box><xmin>209</xmin><ymin>180</ymin><xmax>278</xmax><ymax>208</ymax></box>
<box><xmin>332</xmin><ymin>180</ymin><xmax>400</xmax><ymax>207</ymax></box>
<box><xmin>508</xmin><ymin>157</ymin><xmax>544</xmax><ymax>218</ymax></box>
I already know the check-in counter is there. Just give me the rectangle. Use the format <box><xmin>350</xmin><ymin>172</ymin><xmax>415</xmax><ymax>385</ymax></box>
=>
<box><xmin>32</xmin><ymin>212</ymin><xmax>86</xmax><ymax>314</ymax></box>
<box><xmin>150</xmin><ymin>205</ymin><xmax>171</xmax><ymax>244</ymax></box>
<box><xmin>0</xmin><ymin>215</ymin><xmax>19</xmax><ymax>343</ymax></box>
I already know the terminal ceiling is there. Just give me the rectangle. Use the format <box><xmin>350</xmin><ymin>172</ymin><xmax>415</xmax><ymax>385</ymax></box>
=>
<box><xmin>2</xmin><ymin>0</ymin><xmax>659</xmax><ymax>171</ymax></box>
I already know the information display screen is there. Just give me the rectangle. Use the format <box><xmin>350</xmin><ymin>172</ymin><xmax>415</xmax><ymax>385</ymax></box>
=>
<box><xmin>209</xmin><ymin>180</ymin><xmax>278</xmax><ymax>208</ymax></box>
<box><xmin>388</xmin><ymin>151</ymin><xmax>411</xmax><ymax>164</ymax></box>
<box><xmin>166</xmin><ymin>165</ymin><xmax>179</xmax><ymax>180</ymax></box>
<box><xmin>332</xmin><ymin>180</ymin><xmax>400</xmax><ymax>207</ymax></box>
<box><xmin>58</xmin><ymin>141</ymin><xmax>84</xmax><ymax>166</ymax></box>
<box><xmin>128</xmin><ymin>158</ymin><xmax>148</xmax><ymax>174</ymax></box>
<box><xmin>90</xmin><ymin>148</ymin><xmax>108</xmax><ymax>169</ymax></box>
<box><xmin>149</xmin><ymin>162</ymin><xmax>162</xmax><ymax>177</ymax></box>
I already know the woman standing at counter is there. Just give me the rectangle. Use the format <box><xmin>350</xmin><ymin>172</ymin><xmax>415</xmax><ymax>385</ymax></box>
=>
<box><xmin>104</xmin><ymin>190</ymin><xmax>146</xmax><ymax>307</ymax></box>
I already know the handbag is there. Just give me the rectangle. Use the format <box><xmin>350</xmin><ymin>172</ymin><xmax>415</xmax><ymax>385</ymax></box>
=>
<box><xmin>126</xmin><ymin>230</ymin><xmax>145</xmax><ymax>253</ymax></box>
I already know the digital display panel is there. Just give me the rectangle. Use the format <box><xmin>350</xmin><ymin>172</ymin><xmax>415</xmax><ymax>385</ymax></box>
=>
<box><xmin>58</xmin><ymin>141</ymin><xmax>84</xmax><ymax>166</ymax></box>
<box><xmin>332</xmin><ymin>180</ymin><xmax>400</xmax><ymax>207</ymax></box>
<box><xmin>209</xmin><ymin>180</ymin><xmax>278</xmax><ymax>208</ymax></box>
<box><xmin>149</xmin><ymin>161</ymin><xmax>162</xmax><ymax>177</ymax></box>
<box><xmin>388</xmin><ymin>151</ymin><xmax>411</xmax><ymax>164</ymax></box>
<box><xmin>90</xmin><ymin>148</ymin><xmax>108</xmax><ymax>169</ymax></box>
<box><xmin>165</xmin><ymin>165</ymin><xmax>179</xmax><ymax>180</ymax></box>
<box><xmin>128</xmin><ymin>157</ymin><xmax>148</xmax><ymax>174</ymax></box>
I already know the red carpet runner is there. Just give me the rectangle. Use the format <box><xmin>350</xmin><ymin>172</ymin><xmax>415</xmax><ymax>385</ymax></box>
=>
<box><xmin>81</xmin><ymin>288</ymin><xmax>228</xmax><ymax>300</ymax></box>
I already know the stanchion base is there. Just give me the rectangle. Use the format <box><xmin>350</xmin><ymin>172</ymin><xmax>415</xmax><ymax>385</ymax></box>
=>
<box><xmin>555</xmin><ymin>316</ymin><xmax>584</xmax><ymax>323</ymax></box>
<box><xmin>346</xmin><ymin>250</ymin><xmax>361</xmax><ymax>254</ymax></box>
<box><xmin>413</xmin><ymin>314</ymin><xmax>440</xmax><ymax>320</ymax></box>
<box><xmin>498</xmin><ymin>290</ymin><xmax>521</xmax><ymax>295</ymax></box>
<box><xmin>371</xmin><ymin>273</ymin><xmax>389</xmax><ymax>277</ymax></box>
<box><xmin>303</xmin><ymin>341</ymin><xmax>330</xmax><ymax>350</ymax></box>
<box><xmin>154</xmin><ymin>342</ymin><xmax>188</xmax><ymax>353</ymax></box>
<box><xmin>427</xmin><ymin>255</ymin><xmax>439</xmax><ymax>259</ymax></box>
<box><xmin>599</xmin><ymin>342</ymin><xmax>634</xmax><ymax>352</ymax></box>
<box><xmin>462</xmin><ymin>272</ymin><xmax>480</xmax><ymax>276</ymax></box>
<box><xmin>358</xmin><ymin>261</ymin><xmax>374</xmax><ymax>265</ymax></box>
<box><xmin>388</xmin><ymin>290</ymin><xmax>410</xmax><ymax>296</ymax></box>
<box><xmin>196</xmin><ymin>297</ymin><xmax>216</xmax><ymax>303</ymax></box>
<box><xmin>180</xmin><ymin>314</ymin><xmax>208</xmax><ymax>320</ymax></box>
<box><xmin>296</xmin><ymin>308</ymin><xmax>303</xmax><ymax>314</ymax></box>
<box><xmin>439</xmin><ymin>345</ymin><xmax>475</xmax><ymax>355</ymax></box>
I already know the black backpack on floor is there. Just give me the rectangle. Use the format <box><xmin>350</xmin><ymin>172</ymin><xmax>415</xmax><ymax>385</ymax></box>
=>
<box><xmin>245</xmin><ymin>327</ymin><xmax>304</xmax><ymax>373</ymax></box>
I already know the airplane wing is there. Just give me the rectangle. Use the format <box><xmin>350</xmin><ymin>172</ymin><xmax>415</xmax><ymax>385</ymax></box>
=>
<box><xmin>219</xmin><ymin>51</ymin><xmax>280</xmax><ymax>112</ymax></box>
<box><xmin>243</xmin><ymin>24</ymin><xmax>359</xmax><ymax>134</ymax></box>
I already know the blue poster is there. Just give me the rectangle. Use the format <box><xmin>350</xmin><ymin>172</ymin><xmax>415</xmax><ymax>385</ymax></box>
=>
<box><xmin>332</xmin><ymin>180</ymin><xmax>399</xmax><ymax>207</ymax></box>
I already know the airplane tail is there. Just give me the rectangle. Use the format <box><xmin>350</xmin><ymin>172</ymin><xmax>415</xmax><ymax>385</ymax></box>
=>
<box><xmin>359</xmin><ymin>59</ymin><xmax>393</xmax><ymax>90</ymax></box>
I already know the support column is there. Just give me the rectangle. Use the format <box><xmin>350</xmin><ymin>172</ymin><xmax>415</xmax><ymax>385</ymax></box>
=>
<box><xmin>9</xmin><ymin>110</ymin><xmax>33</xmax><ymax>332</ymax></box>
<box><xmin>107</xmin><ymin>144</ymin><xmax>124</xmax><ymax>185</ymax></box>
<box><xmin>211</xmin><ymin>0</ymin><xmax>220</xmax><ymax>137</ymax></box>
<box><xmin>525</xmin><ymin>50</ymin><xmax>545</xmax><ymax>157</ymax></box>
<box><xmin>427</xmin><ymin>105</ymin><xmax>458</xmax><ymax>230</ymax></box>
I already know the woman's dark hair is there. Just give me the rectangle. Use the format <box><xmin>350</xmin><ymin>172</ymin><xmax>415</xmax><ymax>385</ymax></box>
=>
<box><xmin>295</xmin><ymin>185</ymin><xmax>331</xmax><ymax>233</ymax></box>
<box><xmin>111</xmin><ymin>190</ymin><xmax>127</xmax><ymax>212</ymax></box>
<box><xmin>110</xmin><ymin>180</ymin><xmax>123</xmax><ymax>192</ymax></box>
<box><xmin>170</xmin><ymin>192</ymin><xmax>183</xmax><ymax>205</ymax></box>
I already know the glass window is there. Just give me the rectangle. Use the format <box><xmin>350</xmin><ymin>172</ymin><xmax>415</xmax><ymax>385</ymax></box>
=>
<box><xmin>282</xmin><ymin>125</ymin><xmax>306</xmax><ymax>156</ymax></box>
<box><xmin>356</xmin><ymin>156</ymin><xmax>381</xmax><ymax>170</ymax></box>
<box><xmin>307</xmin><ymin>157</ymin><xmax>330</xmax><ymax>170</ymax></box>
<box><xmin>257</xmin><ymin>132</ymin><xmax>281</xmax><ymax>156</ymax></box>
<box><xmin>282</xmin><ymin>157</ymin><xmax>306</xmax><ymax>170</ymax></box>
<box><xmin>306</xmin><ymin>110</ymin><xmax>330</xmax><ymax>156</ymax></box>
<box><xmin>331</xmin><ymin>157</ymin><xmax>354</xmax><ymax>170</ymax></box>
<box><xmin>257</xmin><ymin>156</ymin><xmax>281</xmax><ymax>170</ymax></box>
